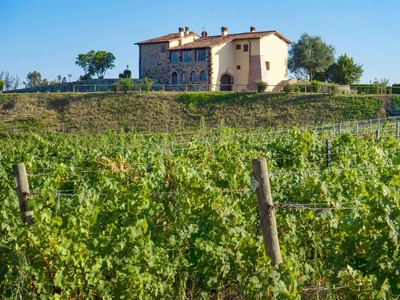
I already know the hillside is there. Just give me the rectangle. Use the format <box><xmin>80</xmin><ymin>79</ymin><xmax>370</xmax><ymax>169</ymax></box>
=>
<box><xmin>0</xmin><ymin>92</ymin><xmax>394</xmax><ymax>134</ymax></box>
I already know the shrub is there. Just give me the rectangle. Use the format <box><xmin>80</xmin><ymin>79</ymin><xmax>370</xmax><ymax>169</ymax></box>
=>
<box><xmin>390</xmin><ymin>95</ymin><xmax>400</xmax><ymax>109</ymax></box>
<box><xmin>112</xmin><ymin>83</ymin><xmax>119</xmax><ymax>94</ymax></box>
<box><xmin>330</xmin><ymin>85</ymin><xmax>339</xmax><ymax>95</ymax></box>
<box><xmin>140</xmin><ymin>77</ymin><xmax>153</xmax><ymax>92</ymax></box>
<box><xmin>256</xmin><ymin>80</ymin><xmax>268</xmax><ymax>93</ymax></box>
<box><xmin>311</xmin><ymin>80</ymin><xmax>322</xmax><ymax>93</ymax></box>
<box><xmin>0</xmin><ymin>80</ymin><xmax>4</xmax><ymax>92</ymax></box>
<box><xmin>352</xmin><ymin>84</ymin><xmax>380</xmax><ymax>94</ymax></box>
<box><xmin>118</xmin><ymin>78</ymin><xmax>134</xmax><ymax>93</ymax></box>
<box><xmin>283</xmin><ymin>83</ymin><xmax>294</xmax><ymax>94</ymax></box>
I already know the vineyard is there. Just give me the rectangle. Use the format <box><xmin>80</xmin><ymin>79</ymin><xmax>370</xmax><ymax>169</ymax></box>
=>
<box><xmin>0</xmin><ymin>122</ymin><xmax>399</xmax><ymax>299</ymax></box>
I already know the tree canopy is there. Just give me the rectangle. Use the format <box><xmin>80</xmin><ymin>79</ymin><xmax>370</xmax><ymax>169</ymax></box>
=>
<box><xmin>288</xmin><ymin>33</ymin><xmax>335</xmax><ymax>81</ymax></box>
<box><xmin>324</xmin><ymin>54</ymin><xmax>364</xmax><ymax>85</ymax></box>
<box><xmin>119</xmin><ymin>69</ymin><xmax>132</xmax><ymax>79</ymax></box>
<box><xmin>25</xmin><ymin>71</ymin><xmax>43</xmax><ymax>88</ymax></box>
<box><xmin>75</xmin><ymin>50</ymin><xmax>116</xmax><ymax>79</ymax></box>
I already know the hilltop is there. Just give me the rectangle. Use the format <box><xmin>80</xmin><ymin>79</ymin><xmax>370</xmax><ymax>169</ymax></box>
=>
<box><xmin>0</xmin><ymin>92</ymin><xmax>394</xmax><ymax>134</ymax></box>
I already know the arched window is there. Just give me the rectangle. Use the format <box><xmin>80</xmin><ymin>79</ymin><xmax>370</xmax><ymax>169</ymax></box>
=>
<box><xmin>181</xmin><ymin>71</ymin><xmax>187</xmax><ymax>83</ymax></box>
<box><xmin>171</xmin><ymin>72</ymin><xmax>178</xmax><ymax>84</ymax></box>
<box><xmin>200</xmin><ymin>70</ymin><xmax>207</xmax><ymax>81</ymax></box>
<box><xmin>191</xmin><ymin>71</ymin><xmax>196</xmax><ymax>82</ymax></box>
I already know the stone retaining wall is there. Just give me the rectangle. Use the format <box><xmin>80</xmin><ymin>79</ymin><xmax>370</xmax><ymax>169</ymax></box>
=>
<box><xmin>5</xmin><ymin>79</ymin><xmax>121</xmax><ymax>93</ymax></box>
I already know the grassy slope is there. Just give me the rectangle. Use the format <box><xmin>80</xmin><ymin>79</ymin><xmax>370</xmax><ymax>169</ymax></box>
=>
<box><xmin>0</xmin><ymin>92</ymin><xmax>391</xmax><ymax>134</ymax></box>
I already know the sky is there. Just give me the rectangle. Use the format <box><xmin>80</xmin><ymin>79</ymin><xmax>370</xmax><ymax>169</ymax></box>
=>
<box><xmin>1</xmin><ymin>0</ymin><xmax>400</xmax><ymax>87</ymax></box>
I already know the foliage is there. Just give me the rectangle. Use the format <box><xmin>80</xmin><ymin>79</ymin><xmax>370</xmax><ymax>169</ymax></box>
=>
<box><xmin>140</xmin><ymin>77</ymin><xmax>154</xmax><ymax>92</ymax></box>
<box><xmin>75</xmin><ymin>50</ymin><xmax>116</xmax><ymax>79</ymax></box>
<box><xmin>289</xmin><ymin>33</ymin><xmax>335</xmax><ymax>81</ymax></box>
<box><xmin>0</xmin><ymin>128</ymin><xmax>400</xmax><ymax>298</ymax></box>
<box><xmin>112</xmin><ymin>82</ymin><xmax>119</xmax><ymax>93</ymax></box>
<box><xmin>330</xmin><ymin>85</ymin><xmax>339</xmax><ymax>95</ymax></box>
<box><xmin>352</xmin><ymin>84</ymin><xmax>380</xmax><ymax>95</ymax></box>
<box><xmin>25</xmin><ymin>71</ymin><xmax>43</xmax><ymax>88</ymax></box>
<box><xmin>119</xmin><ymin>69</ymin><xmax>132</xmax><ymax>79</ymax></box>
<box><xmin>0</xmin><ymin>80</ymin><xmax>3</xmax><ymax>91</ymax></box>
<box><xmin>310</xmin><ymin>80</ymin><xmax>322</xmax><ymax>92</ymax></box>
<box><xmin>79</xmin><ymin>74</ymin><xmax>93</xmax><ymax>81</ymax></box>
<box><xmin>325</xmin><ymin>54</ymin><xmax>364</xmax><ymax>85</ymax></box>
<box><xmin>256</xmin><ymin>80</ymin><xmax>268</xmax><ymax>93</ymax></box>
<box><xmin>118</xmin><ymin>78</ymin><xmax>135</xmax><ymax>93</ymax></box>
<box><xmin>376</xmin><ymin>78</ymin><xmax>390</xmax><ymax>88</ymax></box>
<box><xmin>389</xmin><ymin>94</ymin><xmax>400</xmax><ymax>109</ymax></box>
<box><xmin>283</xmin><ymin>83</ymin><xmax>299</xmax><ymax>94</ymax></box>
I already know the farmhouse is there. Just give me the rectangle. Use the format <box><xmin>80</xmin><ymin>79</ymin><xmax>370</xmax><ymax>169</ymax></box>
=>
<box><xmin>135</xmin><ymin>26</ymin><xmax>291</xmax><ymax>92</ymax></box>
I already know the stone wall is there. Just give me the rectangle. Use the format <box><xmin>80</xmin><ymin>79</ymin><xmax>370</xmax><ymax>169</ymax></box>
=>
<box><xmin>139</xmin><ymin>43</ymin><xmax>210</xmax><ymax>85</ymax></box>
<box><xmin>6</xmin><ymin>78</ymin><xmax>120</xmax><ymax>93</ymax></box>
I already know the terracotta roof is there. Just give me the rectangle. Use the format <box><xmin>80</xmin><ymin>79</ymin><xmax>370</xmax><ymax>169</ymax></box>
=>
<box><xmin>135</xmin><ymin>32</ymin><xmax>198</xmax><ymax>44</ymax></box>
<box><xmin>135</xmin><ymin>30</ymin><xmax>291</xmax><ymax>48</ymax></box>
<box><xmin>171</xmin><ymin>31</ymin><xmax>290</xmax><ymax>50</ymax></box>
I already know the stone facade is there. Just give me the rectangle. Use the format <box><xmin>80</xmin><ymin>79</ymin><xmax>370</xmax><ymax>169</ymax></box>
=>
<box><xmin>139</xmin><ymin>43</ymin><xmax>210</xmax><ymax>87</ymax></box>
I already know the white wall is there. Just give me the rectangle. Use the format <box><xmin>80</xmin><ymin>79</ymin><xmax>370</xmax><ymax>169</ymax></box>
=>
<box><xmin>260</xmin><ymin>34</ymin><xmax>289</xmax><ymax>87</ymax></box>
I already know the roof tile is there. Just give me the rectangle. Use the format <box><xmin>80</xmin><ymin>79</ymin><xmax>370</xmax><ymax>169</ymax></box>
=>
<box><xmin>135</xmin><ymin>30</ymin><xmax>291</xmax><ymax>48</ymax></box>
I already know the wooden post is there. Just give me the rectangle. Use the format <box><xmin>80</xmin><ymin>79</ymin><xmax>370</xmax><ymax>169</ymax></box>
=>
<box><xmin>12</xmin><ymin>163</ymin><xmax>33</xmax><ymax>224</ymax></box>
<box><xmin>396</xmin><ymin>122</ymin><xmax>399</xmax><ymax>139</ymax></box>
<box><xmin>251</xmin><ymin>158</ymin><xmax>282</xmax><ymax>265</ymax></box>
<box><xmin>376</xmin><ymin>129</ymin><xmax>380</xmax><ymax>140</ymax></box>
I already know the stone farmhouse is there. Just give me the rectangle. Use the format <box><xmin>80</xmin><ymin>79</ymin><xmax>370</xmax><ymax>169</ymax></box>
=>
<box><xmin>135</xmin><ymin>26</ymin><xmax>291</xmax><ymax>92</ymax></box>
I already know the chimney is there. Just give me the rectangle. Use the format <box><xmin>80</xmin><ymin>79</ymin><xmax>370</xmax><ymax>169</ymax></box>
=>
<box><xmin>250</xmin><ymin>26</ymin><xmax>256</xmax><ymax>33</ymax></box>
<box><xmin>179</xmin><ymin>27</ymin><xmax>184</xmax><ymax>38</ymax></box>
<box><xmin>221</xmin><ymin>26</ymin><xmax>228</xmax><ymax>37</ymax></box>
<box><xmin>201</xmin><ymin>26</ymin><xmax>208</xmax><ymax>37</ymax></box>
<box><xmin>185</xmin><ymin>26</ymin><xmax>189</xmax><ymax>35</ymax></box>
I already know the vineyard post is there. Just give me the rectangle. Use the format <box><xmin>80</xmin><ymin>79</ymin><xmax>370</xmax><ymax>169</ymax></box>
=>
<box><xmin>376</xmin><ymin>129</ymin><xmax>380</xmax><ymax>140</ymax></box>
<box><xmin>251</xmin><ymin>158</ymin><xmax>282</xmax><ymax>265</ymax></box>
<box><xmin>12</xmin><ymin>163</ymin><xmax>33</xmax><ymax>224</ymax></box>
<box><xmin>332</xmin><ymin>123</ymin><xmax>335</xmax><ymax>138</ymax></box>
<box><xmin>326</xmin><ymin>139</ymin><xmax>331</xmax><ymax>170</ymax></box>
<box><xmin>396</xmin><ymin>122</ymin><xmax>399</xmax><ymax>139</ymax></box>
<box><xmin>356</xmin><ymin>122</ymin><xmax>359</xmax><ymax>134</ymax></box>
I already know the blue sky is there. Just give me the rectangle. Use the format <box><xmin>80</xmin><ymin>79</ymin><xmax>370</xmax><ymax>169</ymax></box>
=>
<box><xmin>1</xmin><ymin>0</ymin><xmax>399</xmax><ymax>86</ymax></box>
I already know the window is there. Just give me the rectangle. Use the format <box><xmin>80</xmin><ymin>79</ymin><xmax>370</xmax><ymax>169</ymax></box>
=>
<box><xmin>182</xmin><ymin>50</ymin><xmax>192</xmax><ymax>62</ymax></box>
<box><xmin>170</xmin><ymin>51</ymin><xmax>178</xmax><ymax>63</ymax></box>
<box><xmin>243</xmin><ymin>44</ymin><xmax>249</xmax><ymax>52</ymax></box>
<box><xmin>236</xmin><ymin>44</ymin><xmax>241</xmax><ymax>50</ymax></box>
<box><xmin>265</xmin><ymin>61</ymin><xmax>270</xmax><ymax>70</ymax></box>
<box><xmin>171</xmin><ymin>72</ymin><xmax>178</xmax><ymax>84</ymax></box>
<box><xmin>191</xmin><ymin>71</ymin><xmax>196</xmax><ymax>82</ymax></box>
<box><xmin>196</xmin><ymin>49</ymin><xmax>206</xmax><ymax>61</ymax></box>
<box><xmin>181</xmin><ymin>71</ymin><xmax>187</xmax><ymax>83</ymax></box>
<box><xmin>200</xmin><ymin>70</ymin><xmax>207</xmax><ymax>81</ymax></box>
<box><xmin>160</xmin><ymin>45</ymin><xmax>166</xmax><ymax>53</ymax></box>
<box><xmin>236</xmin><ymin>65</ymin><xmax>241</xmax><ymax>70</ymax></box>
